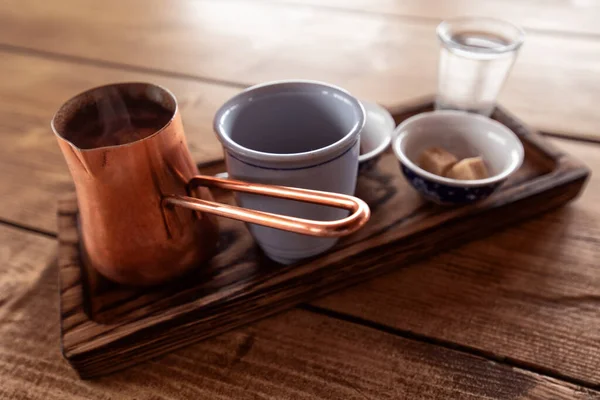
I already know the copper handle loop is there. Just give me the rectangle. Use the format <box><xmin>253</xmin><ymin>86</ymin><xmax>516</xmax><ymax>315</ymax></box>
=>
<box><xmin>163</xmin><ymin>175</ymin><xmax>370</xmax><ymax>237</ymax></box>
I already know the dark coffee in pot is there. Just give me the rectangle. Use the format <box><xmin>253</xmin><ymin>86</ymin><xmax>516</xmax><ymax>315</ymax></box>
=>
<box><xmin>62</xmin><ymin>91</ymin><xmax>172</xmax><ymax>149</ymax></box>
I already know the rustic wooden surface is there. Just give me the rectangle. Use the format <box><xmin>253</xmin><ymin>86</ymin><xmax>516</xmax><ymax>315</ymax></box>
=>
<box><xmin>269</xmin><ymin>0</ymin><xmax>600</xmax><ymax>36</ymax></box>
<box><xmin>3</xmin><ymin>0</ymin><xmax>600</xmax><ymax>141</ymax></box>
<box><xmin>57</xmin><ymin>103</ymin><xmax>588</xmax><ymax>378</ymax></box>
<box><xmin>2</xmin><ymin>0</ymin><xmax>600</xmax><ymax>398</ymax></box>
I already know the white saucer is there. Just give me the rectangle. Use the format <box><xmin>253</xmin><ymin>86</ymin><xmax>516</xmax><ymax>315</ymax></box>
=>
<box><xmin>358</xmin><ymin>100</ymin><xmax>396</xmax><ymax>167</ymax></box>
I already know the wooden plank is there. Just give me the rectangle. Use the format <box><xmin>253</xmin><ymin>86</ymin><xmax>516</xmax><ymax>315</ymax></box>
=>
<box><xmin>0</xmin><ymin>225</ymin><xmax>56</xmax><ymax>321</ymax></box>
<box><xmin>267</xmin><ymin>0</ymin><xmax>600</xmax><ymax>36</ymax></box>
<box><xmin>0</xmin><ymin>224</ymin><xmax>596</xmax><ymax>400</ymax></box>
<box><xmin>0</xmin><ymin>51</ymin><xmax>238</xmax><ymax>232</ymax></box>
<box><xmin>312</xmin><ymin>137</ymin><xmax>600</xmax><ymax>386</ymax></box>
<box><xmin>2</xmin><ymin>0</ymin><xmax>599</xmax><ymax>140</ymax></box>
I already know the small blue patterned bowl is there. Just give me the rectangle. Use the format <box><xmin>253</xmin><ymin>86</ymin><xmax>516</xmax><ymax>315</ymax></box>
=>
<box><xmin>392</xmin><ymin>110</ymin><xmax>524</xmax><ymax>205</ymax></box>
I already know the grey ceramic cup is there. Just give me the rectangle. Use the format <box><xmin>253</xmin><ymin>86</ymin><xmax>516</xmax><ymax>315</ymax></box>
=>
<box><xmin>213</xmin><ymin>80</ymin><xmax>366</xmax><ymax>264</ymax></box>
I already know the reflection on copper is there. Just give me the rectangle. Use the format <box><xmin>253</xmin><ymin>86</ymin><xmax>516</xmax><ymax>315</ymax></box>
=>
<box><xmin>163</xmin><ymin>175</ymin><xmax>371</xmax><ymax>237</ymax></box>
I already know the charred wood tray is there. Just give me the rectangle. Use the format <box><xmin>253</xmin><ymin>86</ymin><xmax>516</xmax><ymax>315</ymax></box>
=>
<box><xmin>58</xmin><ymin>99</ymin><xmax>590</xmax><ymax>378</ymax></box>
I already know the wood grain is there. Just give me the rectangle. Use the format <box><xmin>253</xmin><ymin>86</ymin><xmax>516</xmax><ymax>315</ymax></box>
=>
<box><xmin>0</xmin><ymin>225</ymin><xmax>56</xmax><ymax>321</ymax></box>
<box><xmin>5</xmin><ymin>221</ymin><xmax>590</xmax><ymax>400</ymax></box>
<box><xmin>2</xmin><ymin>0</ymin><xmax>600</xmax><ymax>140</ymax></box>
<box><xmin>5</xmin><ymin>222</ymin><xmax>572</xmax><ymax>399</ymax></box>
<box><xmin>0</xmin><ymin>52</ymin><xmax>238</xmax><ymax>232</ymax></box>
<box><xmin>267</xmin><ymin>0</ymin><xmax>600</xmax><ymax>36</ymax></box>
<box><xmin>313</xmin><ymin>137</ymin><xmax>600</xmax><ymax>386</ymax></box>
<box><xmin>3</xmin><ymin>249</ymin><xmax>596</xmax><ymax>400</ymax></box>
<box><xmin>57</xmin><ymin>103</ymin><xmax>589</xmax><ymax>378</ymax></box>
<box><xmin>1</xmin><ymin>0</ymin><xmax>599</xmax><ymax>397</ymax></box>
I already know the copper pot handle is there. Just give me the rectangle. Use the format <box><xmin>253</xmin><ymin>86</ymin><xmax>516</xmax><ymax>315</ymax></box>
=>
<box><xmin>162</xmin><ymin>175</ymin><xmax>370</xmax><ymax>237</ymax></box>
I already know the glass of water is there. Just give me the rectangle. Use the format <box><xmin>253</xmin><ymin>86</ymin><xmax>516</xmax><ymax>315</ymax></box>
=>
<box><xmin>435</xmin><ymin>17</ymin><xmax>525</xmax><ymax>116</ymax></box>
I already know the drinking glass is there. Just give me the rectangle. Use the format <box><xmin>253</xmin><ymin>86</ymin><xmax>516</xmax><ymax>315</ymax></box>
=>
<box><xmin>435</xmin><ymin>17</ymin><xmax>525</xmax><ymax>116</ymax></box>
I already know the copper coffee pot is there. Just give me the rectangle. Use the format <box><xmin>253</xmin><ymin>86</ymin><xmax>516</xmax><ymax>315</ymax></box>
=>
<box><xmin>52</xmin><ymin>83</ymin><xmax>369</xmax><ymax>286</ymax></box>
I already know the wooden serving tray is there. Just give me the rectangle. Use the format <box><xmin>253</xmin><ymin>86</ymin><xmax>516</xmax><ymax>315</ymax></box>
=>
<box><xmin>58</xmin><ymin>100</ymin><xmax>590</xmax><ymax>378</ymax></box>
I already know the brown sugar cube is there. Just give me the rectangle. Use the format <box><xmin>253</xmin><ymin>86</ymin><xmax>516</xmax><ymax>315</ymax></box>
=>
<box><xmin>445</xmin><ymin>156</ymin><xmax>490</xmax><ymax>180</ymax></box>
<box><xmin>418</xmin><ymin>147</ymin><xmax>459</xmax><ymax>176</ymax></box>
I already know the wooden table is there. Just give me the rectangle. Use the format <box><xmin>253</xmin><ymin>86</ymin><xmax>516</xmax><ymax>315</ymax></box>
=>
<box><xmin>1</xmin><ymin>1</ymin><xmax>599</xmax><ymax>398</ymax></box>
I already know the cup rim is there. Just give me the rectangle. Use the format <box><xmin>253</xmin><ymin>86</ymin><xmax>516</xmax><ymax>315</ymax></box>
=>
<box><xmin>213</xmin><ymin>80</ymin><xmax>366</xmax><ymax>165</ymax></box>
<box><xmin>392</xmin><ymin>110</ymin><xmax>524</xmax><ymax>187</ymax></box>
<box><xmin>436</xmin><ymin>17</ymin><xmax>526</xmax><ymax>55</ymax></box>
<box><xmin>50</xmin><ymin>81</ymin><xmax>178</xmax><ymax>152</ymax></box>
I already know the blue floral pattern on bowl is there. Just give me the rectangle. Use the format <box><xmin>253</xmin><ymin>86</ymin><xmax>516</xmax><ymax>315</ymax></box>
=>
<box><xmin>401</xmin><ymin>164</ymin><xmax>501</xmax><ymax>205</ymax></box>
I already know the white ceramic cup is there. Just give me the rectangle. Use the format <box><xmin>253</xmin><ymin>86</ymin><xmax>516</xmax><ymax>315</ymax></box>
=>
<box><xmin>213</xmin><ymin>80</ymin><xmax>366</xmax><ymax>264</ymax></box>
